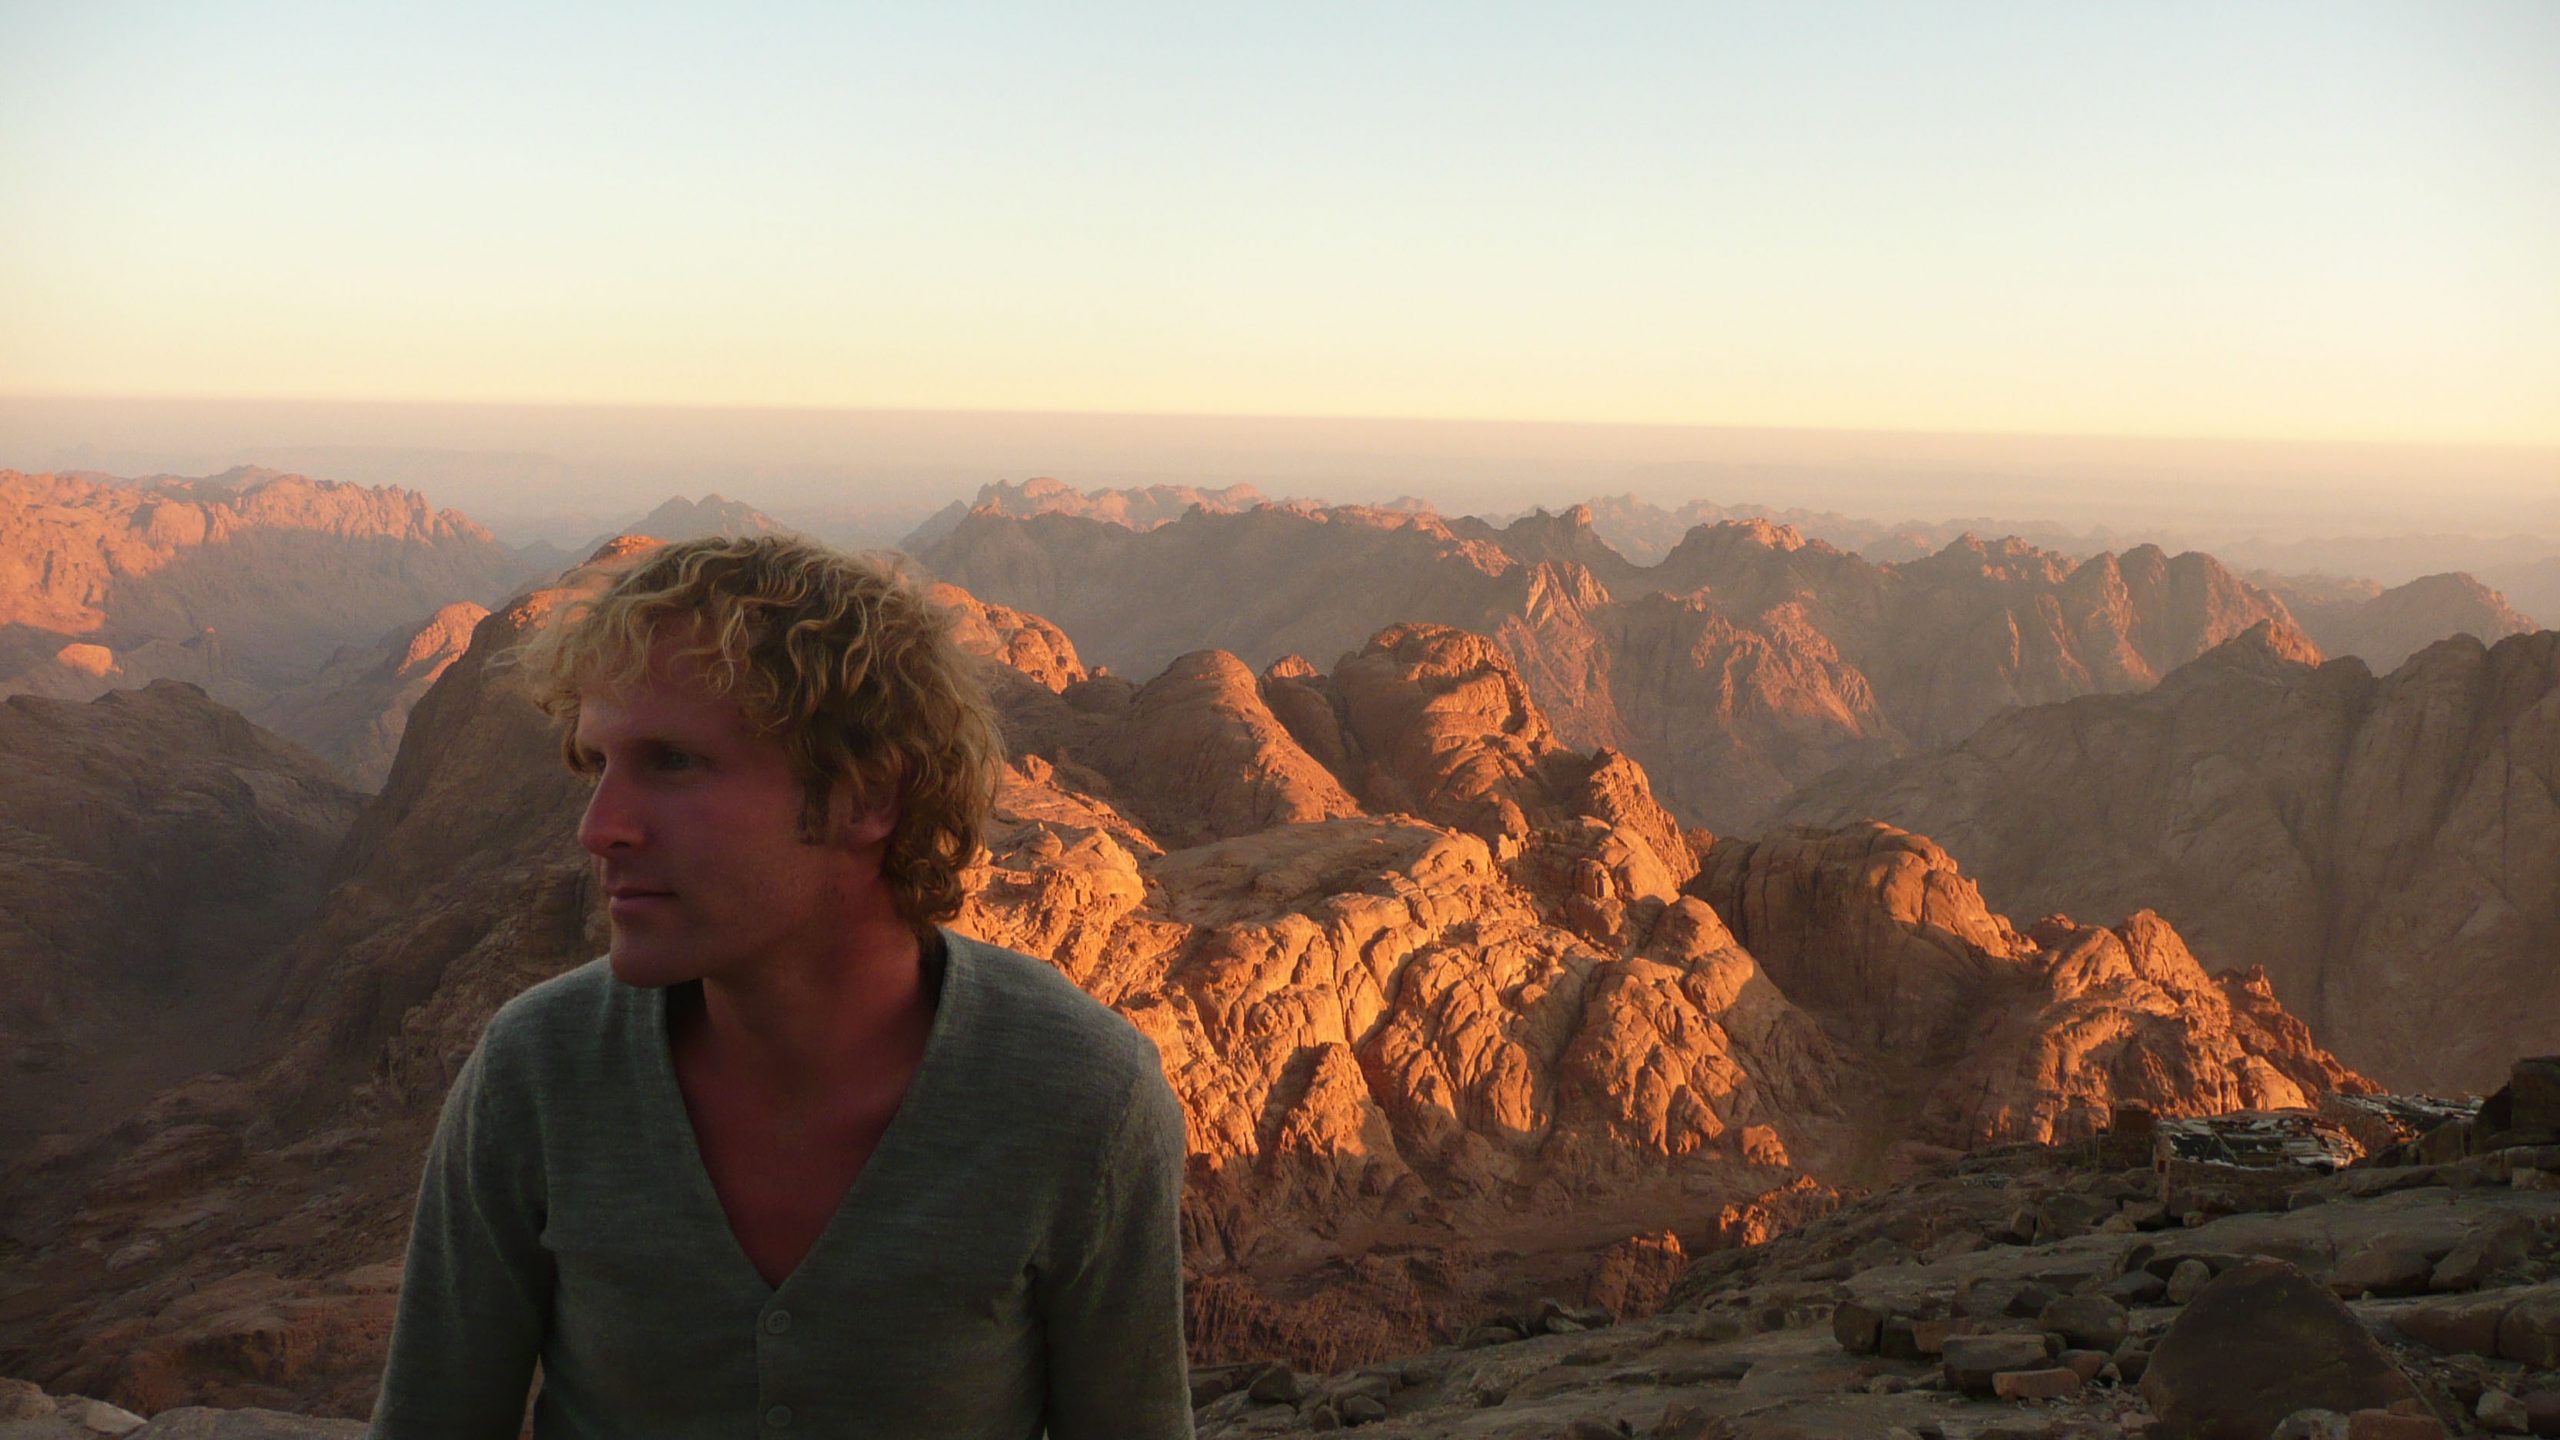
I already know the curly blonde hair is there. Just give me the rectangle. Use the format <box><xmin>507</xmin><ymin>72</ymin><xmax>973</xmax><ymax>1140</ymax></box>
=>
<box><xmin>516</xmin><ymin>534</ymin><xmax>1001</xmax><ymax>926</ymax></box>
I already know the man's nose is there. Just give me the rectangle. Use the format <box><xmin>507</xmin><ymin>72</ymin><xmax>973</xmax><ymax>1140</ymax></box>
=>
<box><xmin>577</xmin><ymin>768</ymin><xmax>644</xmax><ymax>855</ymax></box>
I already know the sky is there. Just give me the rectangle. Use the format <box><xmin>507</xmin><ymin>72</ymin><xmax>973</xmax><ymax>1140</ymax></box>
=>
<box><xmin>3</xmin><ymin>1</ymin><xmax>2557</xmax><ymax>452</ymax></box>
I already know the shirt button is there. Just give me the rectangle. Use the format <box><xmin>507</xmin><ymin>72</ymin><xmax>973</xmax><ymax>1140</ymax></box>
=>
<box><xmin>765</xmin><ymin>1405</ymin><xmax>793</xmax><ymax>1428</ymax></box>
<box><xmin>764</xmin><ymin>1309</ymin><xmax>792</xmax><ymax>1335</ymax></box>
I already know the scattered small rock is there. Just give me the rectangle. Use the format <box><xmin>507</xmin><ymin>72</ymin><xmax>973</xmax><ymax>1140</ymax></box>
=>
<box><xmin>1992</xmin><ymin>1367</ymin><xmax>2082</xmax><ymax>1401</ymax></box>
<box><xmin>2039</xmin><ymin>1292</ymin><xmax>2129</xmax><ymax>1351</ymax></box>
<box><xmin>2166</xmin><ymin>1258</ymin><xmax>2213</xmax><ymax>1304</ymax></box>
<box><xmin>2479</xmin><ymin>1390</ymin><xmax>2530</xmax><ymax>1435</ymax></box>
<box><xmin>2270</xmin><ymin>1412</ymin><xmax>2350</xmax><ymax>1440</ymax></box>
<box><xmin>2341</xmin><ymin>1410</ymin><xmax>2446</xmax><ymax>1440</ymax></box>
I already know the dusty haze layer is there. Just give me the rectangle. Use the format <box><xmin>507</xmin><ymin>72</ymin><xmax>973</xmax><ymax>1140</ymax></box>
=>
<box><xmin>6</xmin><ymin>395</ymin><xmax>2553</xmax><ymax>548</ymax></box>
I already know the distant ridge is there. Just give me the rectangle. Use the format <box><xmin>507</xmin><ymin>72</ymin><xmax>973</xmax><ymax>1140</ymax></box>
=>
<box><xmin>901</xmin><ymin>476</ymin><xmax>1283</xmax><ymax>550</ymax></box>
<box><xmin>917</xmin><ymin>501</ymin><xmax>2310</xmax><ymax>830</ymax></box>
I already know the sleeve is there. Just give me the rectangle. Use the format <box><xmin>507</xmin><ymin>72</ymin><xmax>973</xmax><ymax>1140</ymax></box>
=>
<box><xmin>367</xmin><ymin>1023</ymin><xmax>553</xmax><ymax>1440</ymax></box>
<box><xmin>1038</xmin><ymin>1063</ymin><xmax>1196</xmax><ymax>1440</ymax></box>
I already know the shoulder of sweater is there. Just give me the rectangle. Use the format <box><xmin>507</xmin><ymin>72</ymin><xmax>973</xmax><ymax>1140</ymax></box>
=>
<box><xmin>943</xmin><ymin>931</ymin><xmax>1165</xmax><ymax>1100</ymax></box>
<box><xmin>474</xmin><ymin>956</ymin><xmax>624</xmax><ymax>1065</ymax></box>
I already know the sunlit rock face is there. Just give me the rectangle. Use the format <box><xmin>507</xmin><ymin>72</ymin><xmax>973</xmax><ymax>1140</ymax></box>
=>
<box><xmin>0</xmin><ymin>468</ymin><xmax>527</xmax><ymax>690</ymax></box>
<box><xmin>1785</xmin><ymin>625</ymin><xmax>2560</xmax><ymax>1093</ymax></box>
<box><xmin>0</xmin><ymin>563</ymin><xmax>2366</xmax><ymax>1409</ymax></box>
<box><xmin>916</xmin><ymin>502</ymin><xmax>2307</xmax><ymax>831</ymax></box>
<box><xmin>0</xmin><ymin>468</ymin><xmax>537</xmax><ymax>786</ymax></box>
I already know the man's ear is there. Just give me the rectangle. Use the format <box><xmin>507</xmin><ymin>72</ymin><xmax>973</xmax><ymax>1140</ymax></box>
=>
<box><xmin>836</xmin><ymin>792</ymin><xmax>898</xmax><ymax>850</ymax></box>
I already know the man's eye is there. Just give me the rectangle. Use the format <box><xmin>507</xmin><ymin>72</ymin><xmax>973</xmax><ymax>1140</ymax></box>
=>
<box><xmin>653</xmin><ymin>749</ymin><xmax>697</xmax><ymax>772</ymax></box>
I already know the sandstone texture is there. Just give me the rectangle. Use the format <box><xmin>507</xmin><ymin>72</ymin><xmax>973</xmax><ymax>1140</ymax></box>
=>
<box><xmin>916</xmin><ymin>501</ymin><xmax>2310</xmax><ymax>830</ymax></box>
<box><xmin>0</xmin><ymin>565</ymin><xmax>2368</xmax><ymax>1417</ymax></box>
<box><xmin>1785</xmin><ymin>627</ymin><xmax>2560</xmax><ymax>1093</ymax></box>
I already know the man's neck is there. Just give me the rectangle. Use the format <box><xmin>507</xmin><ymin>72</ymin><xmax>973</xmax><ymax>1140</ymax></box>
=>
<box><xmin>682</xmin><ymin>920</ymin><xmax>939</xmax><ymax>1109</ymax></box>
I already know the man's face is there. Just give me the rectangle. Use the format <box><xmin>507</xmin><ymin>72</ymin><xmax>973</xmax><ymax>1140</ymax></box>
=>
<box><xmin>572</xmin><ymin>644</ymin><xmax>883</xmax><ymax>988</ymax></box>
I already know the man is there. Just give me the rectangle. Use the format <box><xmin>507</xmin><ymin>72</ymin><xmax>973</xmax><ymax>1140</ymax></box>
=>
<box><xmin>368</xmin><ymin>535</ymin><xmax>1193</xmax><ymax>1439</ymax></box>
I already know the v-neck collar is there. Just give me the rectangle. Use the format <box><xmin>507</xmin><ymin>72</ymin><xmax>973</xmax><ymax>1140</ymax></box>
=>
<box><xmin>639</xmin><ymin>928</ymin><xmax>967</xmax><ymax>1300</ymax></box>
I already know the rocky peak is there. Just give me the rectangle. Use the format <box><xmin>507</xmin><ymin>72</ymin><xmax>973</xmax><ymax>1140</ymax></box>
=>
<box><xmin>2160</xmin><ymin>619</ymin><xmax>2327</xmax><ymax>686</ymax></box>
<box><xmin>612</xmin><ymin>493</ymin><xmax>791</xmax><ymax>546</ymax></box>
<box><xmin>2274</xmin><ymin>569</ymin><xmax>2540</xmax><ymax>673</ymax></box>
<box><xmin>1084</xmin><ymin>648</ymin><xmax>1362</xmax><ymax>845</ymax></box>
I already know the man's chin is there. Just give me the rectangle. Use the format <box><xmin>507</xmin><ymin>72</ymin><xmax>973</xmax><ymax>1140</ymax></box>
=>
<box><xmin>606</xmin><ymin>944</ymin><xmax>703</xmax><ymax>989</ymax></box>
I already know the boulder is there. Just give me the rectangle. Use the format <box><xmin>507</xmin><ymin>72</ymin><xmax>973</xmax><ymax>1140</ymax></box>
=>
<box><xmin>1832</xmin><ymin>1299</ymin><xmax>1884</xmax><ymax>1354</ymax></box>
<box><xmin>2104</xmin><ymin>1269</ymin><xmax>2168</xmax><ymax>1305</ymax></box>
<box><xmin>0</xmin><ymin>1381</ymin><xmax>146</xmax><ymax>1437</ymax></box>
<box><xmin>2039</xmin><ymin>1293</ymin><xmax>2129</xmax><ymax>1351</ymax></box>
<box><xmin>1994</xmin><ymin>1368</ymin><xmax>2082</xmax><ymax>1401</ymax></box>
<box><xmin>2513</xmin><ymin>1057</ymin><xmax>2560</xmax><ymax>1137</ymax></box>
<box><xmin>1943</xmin><ymin>1332</ymin><xmax>2054</xmax><ymax>1395</ymax></box>
<box><xmin>2332</xmin><ymin>1237</ymin><xmax>2448</xmax><ymax>1299</ymax></box>
<box><xmin>2431</xmin><ymin>1217</ymin><xmax>2533</xmax><ymax>1292</ymax></box>
<box><xmin>2498</xmin><ymin>1285</ymin><xmax>2560</xmax><ymax>1367</ymax></box>
<box><xmin>2140</xmin><ymin>1259</ymin><xmax>2417</xmax><ymax>1440</ymax></box>
<box><xmin>2480</xmin><ymin>1391</ymin><xmax>2531</xmax><ymax>1436</ymax></box>
<box><xmin>2167</xmin><ymin>1258</ymin><xmax>2214</xmax><ymax>1304</ymax></box>
<box><xmin>2394</xmin><ymin>1291</ymin><xmax>2520</xmax><ymax>1358</ymax></box>
<box><xmin>2342</xmin><ymin>1413</ymin><xmax>2446</xmax><ymax>1440</ymax></box>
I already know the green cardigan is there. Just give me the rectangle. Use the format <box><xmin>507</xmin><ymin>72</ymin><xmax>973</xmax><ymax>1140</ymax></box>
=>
<box><xmin>367</xmin><ymin>930</ymin><xmax>1193</xmax><ymax>1439</ymax></box>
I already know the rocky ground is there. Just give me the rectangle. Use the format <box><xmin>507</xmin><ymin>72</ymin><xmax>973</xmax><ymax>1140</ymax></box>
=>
<box><xmin>1167</xmin><ymin>1061</ymin><xmax>2560</xmax><ymax>1440</ymax></box>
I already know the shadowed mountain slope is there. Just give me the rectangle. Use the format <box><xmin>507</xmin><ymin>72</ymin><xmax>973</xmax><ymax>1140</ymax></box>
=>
<box><xmin>1782</xmin><ymin>625</ymin><xmax>2560</xmax><ymax>1093</ymax></box>
<box><xmin>0</xmin><ymin>683</ymin><xmax>359</xmax><ymax>1151</ymax></box>
<box><xmin>2260</xmin><ymin>570</ymin><xmax>2539</xmax><ymax>673</ymax></box>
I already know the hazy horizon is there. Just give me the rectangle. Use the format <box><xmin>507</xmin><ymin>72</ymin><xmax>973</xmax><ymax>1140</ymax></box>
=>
<box><xmin>5</xmin><ymin>395</ymin><xmax>2555</xmax><ymax>554</ymax></box>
